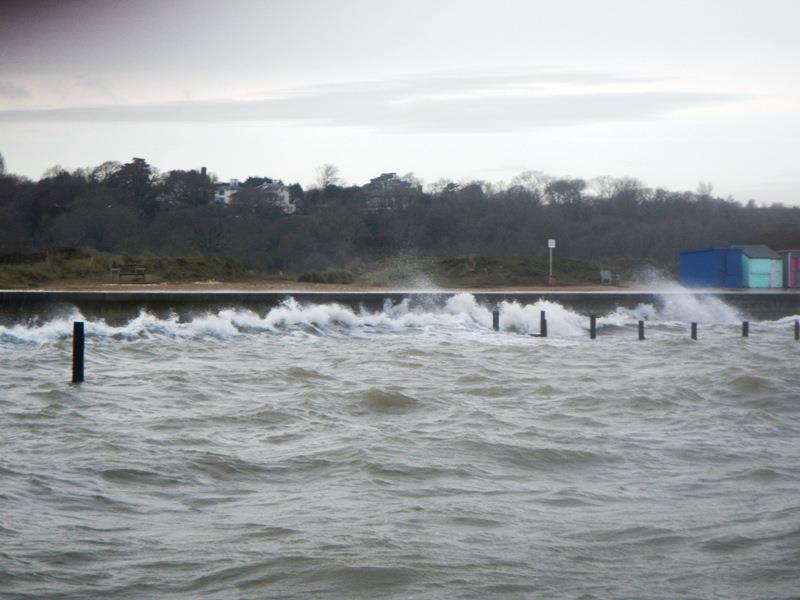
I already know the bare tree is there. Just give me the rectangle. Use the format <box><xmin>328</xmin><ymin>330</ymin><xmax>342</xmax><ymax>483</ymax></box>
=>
<box><xmin>697</xmin><ymin>181</ymin><xmax>714</xmax><ymax>197</ymax></box>
<box><xmin>510</xmin><ymin>170</ymin><xmax>551</xmax><ymax>195</ymax></box>
<box><xmin>588</xmin><ymin>175</ymin><xmax>615</xmax><ymax>199</ymax></box>
<box><xmin>427</xmin><ymin>178</ymin><xmax>459</xmax><ymax>195</ymax></box>
<box><xmin>314</xmin><ymin>164</ymin><xmax>341</xmax><ymax>189</ymax></box>
<box><xmin>41</xmin><ymin>165</ymin><xmax>67</xmax><ymax>179</ymax></box>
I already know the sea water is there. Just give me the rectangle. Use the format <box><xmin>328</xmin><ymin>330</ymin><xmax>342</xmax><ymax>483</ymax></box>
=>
<box><xmin>1</xmin><ymin>293</ymin><xmax>799</xmax><ymax>599</ymax></box>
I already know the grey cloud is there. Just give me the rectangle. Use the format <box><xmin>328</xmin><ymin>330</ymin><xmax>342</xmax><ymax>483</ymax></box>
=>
<box><xmin>292</xmin><ymin>70</ymin><xmax>654</xmax><ymax>96</ymax></box>
<box><xmin>0</xmin><ymin>81</ymin><xmax>32</xmax><ymax>100</ymax></box>
<box><xmin>0</xmin><ymin>72</ymin><xmax>741</xmax><ymax>132</ymax></box>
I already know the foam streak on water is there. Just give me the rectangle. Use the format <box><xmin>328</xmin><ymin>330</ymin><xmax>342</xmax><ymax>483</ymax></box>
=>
<box><xmin>1</xmin><ymin>294</ymin><xmax>799</xmax><ymax>599</ymax></box>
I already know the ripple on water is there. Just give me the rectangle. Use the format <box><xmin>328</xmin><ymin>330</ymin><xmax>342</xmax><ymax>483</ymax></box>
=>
<box><xmin>285</xmin><ymin>366</ymin><xmax>335</xmax><ymax>382</ymax></box>
<box><xmin>457</xmin><ymin>438</ymin><xmax>616</xmax><ymax>472</ymax></box>
<box><xmin>188</xmin><ymin>452</ymin><xmax>270</xmax><ymax>481</ymax></box>
<box><xmin>352</xmin><ymin>388</ymin><xmax>422</xmax><ymax>414</ymax></box>
<box><xmin>232</xmin><ymin>526</ymin><xmax>299</xmax><ymax>542</ymax></box>
<box><xmin>457</xmin><ymin>385</ymin><xmax>524</xmax><ymax>399</ymax></box>
<box><xmin>364</xmin><ymin>459</ymin><xmax>478</xmax><ymax>482</ymax></box>
<box><xmin>99</xmin><ymin>468</ymin><xmax>188</xmax><ymax>487</ymax></box>
<box><xmin>728</xmin><ymin>374</ymin><xmax>772</xmax><ymax>393</ymax></box>
<box><xmin>699</xmin><ymin>534</ymin><xmax>765</xmax><ymax>553</ymax></box>
<box><xmin>721</xmin><ymin>466</ymin><xmax>800</xmax><ymax>484</ymax></box>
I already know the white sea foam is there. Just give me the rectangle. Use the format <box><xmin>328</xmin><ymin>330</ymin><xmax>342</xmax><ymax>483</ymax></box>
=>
<box><xmin>600</xmin><ymin>293</ymin><xmax>744</xmax><ymax>327</ymax></box>
<box><xmin>0</xmin><ymin>292</ymin><xmax>770</xmax><ymax>344</ymax></box>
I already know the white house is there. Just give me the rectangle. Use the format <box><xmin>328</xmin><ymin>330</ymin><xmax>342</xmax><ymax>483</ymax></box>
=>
<box><xmin>255</xmin><ymin>181</ymin><xmax>296</xmax><ymax>214</ymax></box>
<box><xmin>214</xmin><ymin>179</ymin><xmax>296</xmax><ymax>214</ymax></box>
<box><xmin>214</xmin><ymin>179</ymin><xmax>240</xmax><ymax>205</ymax></box>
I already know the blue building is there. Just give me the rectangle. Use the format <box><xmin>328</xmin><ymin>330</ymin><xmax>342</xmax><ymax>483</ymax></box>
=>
<box><xmin>679</xmin><ymin>245</ymin><xmax>784</xmax><ymax>288</ymax></box>
<box><xmin>679</xmin><ymin>247</ymin><xmax>743</xmax><ymax>288</ymax></box>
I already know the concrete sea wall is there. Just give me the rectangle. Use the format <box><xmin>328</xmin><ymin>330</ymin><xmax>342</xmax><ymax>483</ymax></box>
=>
<box><xmin>1</xmin><ymin>289</ymin><xmax>799</xmax><ymax>323</ymax></box>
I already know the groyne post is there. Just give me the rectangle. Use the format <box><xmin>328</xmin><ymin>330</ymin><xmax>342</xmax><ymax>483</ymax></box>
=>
<box><xmin>742</xmin><ymin>321</ymin><xmax>749</xmax><ymax>337</ymax></box>
<box><xmin>638</xmin><ymin>320</ymin><xmax>645</xmax><ymax>341</ymax></box>
<box><xmin>691</xmin><ymin>322</ymin><xmax>698</xmax><ymax>340</ymax></box>
<box><xmin>540</xmin><ymin>310</ymin><xmax>548</xmax><ymax>338</ymax></box>
<box><xmin>590</xmin><ymin>315</ymin><xmax>597</xmax><ymax>339</ymax></box>
<box><xmin>72</xmin><ymin>321</ymin><xmax>84</xmax><ymax>384</ymax></box>
<box><xmin>492</xmin><ymin>307</ymin><xmax>500</xmax><ymax>331</ymax></box>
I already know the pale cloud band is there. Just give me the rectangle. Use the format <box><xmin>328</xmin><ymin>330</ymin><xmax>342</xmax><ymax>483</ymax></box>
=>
<box><xmin>0</xmin><ymin>72</ymin><xmax>742</xmax><ymax>133</ymax></box>
<box><xmin>0</xmin><ymin>81</ymin><xmax>32</xmax><ymax>100</ymax></box>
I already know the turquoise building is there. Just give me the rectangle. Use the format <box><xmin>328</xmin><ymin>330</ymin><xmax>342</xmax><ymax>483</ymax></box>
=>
<box><xmin>734</xmin><ymin>245</ymin><xmax>783</xmax><ymax>288</ymax></box>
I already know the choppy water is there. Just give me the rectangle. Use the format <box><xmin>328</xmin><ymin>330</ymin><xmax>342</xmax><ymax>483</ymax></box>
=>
<box><xmin>2</xmin><ymin>293</ymin><xmax>799</xmax><ymax>599</ymax></box>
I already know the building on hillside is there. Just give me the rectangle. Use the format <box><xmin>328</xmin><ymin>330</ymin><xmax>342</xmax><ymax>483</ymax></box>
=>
<box><xmin>214</xmin><ymin>179</ymin><xmax>240</xmax><ymax>205</ymax></box>
<box><xmin>679</xmin><ymin>245</ymin><xmax>783</xmax><ymax>288</ymax></box>
<box><xmin>778</xmin><ymin>249</ymin><xmax>800</xmax><ymax>288</ymax></box>
<box><xmin>213</xmin><ymin>179</ymin><xmax>296</xmax><ymax>214</ymax></box>
<box><xmin>255</xmin><ymin>181</ymin><xmax>296</xmax><ymax>214</ymax></box>
<box><xmin>361</xmin><ymin>172</ymin><xmax>421</xmax><ymax>211</ymax></box>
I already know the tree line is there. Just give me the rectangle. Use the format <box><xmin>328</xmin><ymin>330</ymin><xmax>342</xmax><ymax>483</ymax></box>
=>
<box><xmin>0</xmin><ymin>154</ymin><xmax>798</xmax><ymax>272</ymax></box>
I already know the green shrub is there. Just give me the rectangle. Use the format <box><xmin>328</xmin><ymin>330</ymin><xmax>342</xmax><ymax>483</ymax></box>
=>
<box><xmin>297</xmin><ymin>269</ymin><xmax>354</xmax><ymax>284</ymax></box>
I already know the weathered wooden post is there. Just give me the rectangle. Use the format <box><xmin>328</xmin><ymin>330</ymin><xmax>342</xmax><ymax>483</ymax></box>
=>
<box><xmin>691</xmin><ymin>322</ymin><xmax>698</xmax><ymax>340</ymax></box>
<box><xmin>492</xmin><ymin>308</ymin><xmax>500</xmax><ymax>331</ymax></box>
<box><xmin>72</xmin><ymin>321</ymin><xmax>84</xmax><ymax>384</ymax></box>
<box><xmin>795</xmin><ymin>320</ymin><xmax>799</xmax><ymax>341</ymax></box>
<box><xmin>589</xmin><ymin>315</ymin><xmax>597</xmax><ymax>339</ymax></box>
<box><xmin>742</xmin><ymin>321</ymin><xmax>749</xmax><ymax>337</ymax></box>
<box><xmin>540</xmin><ymin>310</ymin><xmax>548</xmax><ymax>338</ymax></box>
<box><xmin>638</xmin><ymin>320</ymin><xmax>645</xmax><ymax>341</ymax></box>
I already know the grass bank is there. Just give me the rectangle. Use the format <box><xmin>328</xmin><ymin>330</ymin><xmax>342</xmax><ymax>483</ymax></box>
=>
<box><xmin>0</xmin><ymin>249</ymin><xmax>646</xmax><ymax>289</ymax></box>
<box><xmin>0</xmin><ymin>249</ymin><xmax>268</xmax><ymax>288</ymax></box>
<box><xmin>358</xmin><ymin>256</ymin><xmax>597</xmax><ymax>288</ymax></box>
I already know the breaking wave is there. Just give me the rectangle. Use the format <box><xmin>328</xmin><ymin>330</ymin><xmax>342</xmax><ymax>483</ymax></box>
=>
<box><xmin>0</xmin><ymin>292</ymin><xmax>792</xmax><ymax>344</ymax></box>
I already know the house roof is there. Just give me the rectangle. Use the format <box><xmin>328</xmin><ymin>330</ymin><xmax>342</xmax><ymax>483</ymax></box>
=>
<box><xmin>732</xmin><ymin>245</ymin><xmax>782</xmax><ymax>260</ymax></box>
<box><xmin>680</xmin><ymin>247</ymin><xmax>740</xmax><ymax>255</ymax></box>
<box><xmin>256</xmin><ymin>181</ymin><xmax>286</xmax><ymax>191</ymax></box>
<box><xmin>680</xmin><ymin>245</ymin><xmax>783</xmax><ymax>259</ymax></box>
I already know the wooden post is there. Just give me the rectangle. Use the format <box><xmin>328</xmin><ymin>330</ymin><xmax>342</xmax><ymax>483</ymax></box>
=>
<box><xmin>72</xmin><ymin>321</ymin><xmax>84</xmax><ymax>384</ymax></box>
<box><xmin>590</xmin><ymin>315</ymin><xmax>597</xmax><ymax>339</ymax></box>
<box><xmin>691</xmin><ymin>322</ymin><xmax>697</xmax><ymax>340</ymax></box>
<box><xmin>492</xmin><ymin>308</ymin><xmax>500</xmax><ymax>331</ymax></box>
<box><xmin>742</xmin><ymin>321</ymin><xmax>749</xmax><ymax>337</ymax></box>
<box><xmin>795</xmin><ymin>320</ymin><xmax>799</xmax><ymax>341</ymax></box>
<box><xmin>540</xmin><ymin>310</ymin><xmax>547</xmax><ymax>338</ymax></box>
<box><xmin>638</xmin><ymin>320</ymin><xmax>645</xmax><ymax>341</ymax></box>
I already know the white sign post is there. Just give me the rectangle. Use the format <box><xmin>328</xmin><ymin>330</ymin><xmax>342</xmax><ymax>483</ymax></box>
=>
<box><xmin>548</xmin><ymin>239</ymin><xmax>556</xmax><ymax>285</ymax></box>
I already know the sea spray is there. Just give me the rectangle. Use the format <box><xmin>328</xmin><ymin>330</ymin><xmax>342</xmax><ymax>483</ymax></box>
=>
<box><xmin>656</xmin><ymin>290</ymin><xmax>743</xmax><ymax>324</ymax></box>
<box><xmin>499</xmin><ymin>299</ymin><xmax>587</xmax><ymax>336</ymax></box>
<box><xmin>0</xmin><ymin>293</ymin><xmax>759</xmax><ymax>344</ymax></box>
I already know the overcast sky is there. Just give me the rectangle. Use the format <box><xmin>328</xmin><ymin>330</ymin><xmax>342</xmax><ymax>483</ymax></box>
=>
<box><xmin>1</xmin><ymin>0</ymin><xmax>798</xmax><ymax>203</ymax></box>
